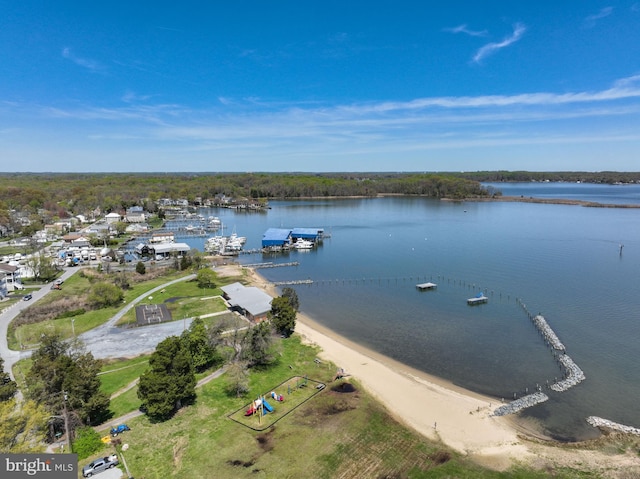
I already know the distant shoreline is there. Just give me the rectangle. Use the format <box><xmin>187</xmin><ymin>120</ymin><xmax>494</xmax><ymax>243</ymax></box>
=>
<box><xmin>447</xmin><ymin>195</ymin><xmax>640</xmax><ymax>208</ymax></box>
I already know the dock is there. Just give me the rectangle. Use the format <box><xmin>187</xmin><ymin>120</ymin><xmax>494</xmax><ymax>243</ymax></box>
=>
<box><xmin>416</xmin><ymin>282</ymin><xmax>437</xmax><ymax>290</ymax></box>
<box><xmin>467</xmin><ymin>293</ymin><xmax>488</xmax><ymax>305</ymax></box>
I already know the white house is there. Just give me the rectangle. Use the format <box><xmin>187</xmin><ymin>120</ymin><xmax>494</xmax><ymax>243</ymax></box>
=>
<box><xmin>105</xmin><ymin>212</ymin><xmax>122</xmax><ymax>224</ymax></box>
<box><xmin>0</xmin><ymin>264</ymin><xmax>22</xmax><ymax>296</ymax></box>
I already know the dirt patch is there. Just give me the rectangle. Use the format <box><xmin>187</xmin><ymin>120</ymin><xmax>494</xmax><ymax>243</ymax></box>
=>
<box><xmin>321</xmin><ymin>399</ymin><xmax>356</xmax><ymax>416</ymax></box>
<box><xmin>428</xmin><ymin>450</ymin><xmax>451</xmax><ymax>465</ymax></box>
<box><xmin>256</xmin><ymin>427</ymin><xmax>275</xmax><ymax>452</ymax></box>
<box><xmin>226</xmin><ymin>459</ymin><xmax>255</xmax><ymax>468</ymax></box>
<box><xmin>331</xmin><ymin>382</ymin><xmax>357</xmax><ymax>393</ymax></box>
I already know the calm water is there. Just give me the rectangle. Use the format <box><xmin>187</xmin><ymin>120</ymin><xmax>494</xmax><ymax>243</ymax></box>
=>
<box><xmin>182</xmin><ymin>183</ymin><xmax>640</xmax><ymax>441</ymax></box>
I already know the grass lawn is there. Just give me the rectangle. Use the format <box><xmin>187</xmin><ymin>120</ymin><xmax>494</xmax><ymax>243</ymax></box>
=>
<box><xmin>99</xmin><ymin>355</ymin><xmax>150</xmax><ymax>397</ymax></box>
<box><xmin>109</xmin><ymin>386</ymin><xmax>142</xmax><ymax>419</ymax></box>
<box><xmin>8</xmin><ymin>263</ymin><xmax>237</xmax><ymax>347</ymax></box>
<box><xmin>78</xmin><ymin>336</ymin><xmax>599</xmax><ymax>479</ymax></box>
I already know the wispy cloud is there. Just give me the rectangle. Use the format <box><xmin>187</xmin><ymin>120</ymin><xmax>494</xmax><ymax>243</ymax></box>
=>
<box><xmin>583</xmin><ymin>7</ymin><xmax>613</xmax><ymax>28</ymax></box>
<box><xmin>7</xmin><ymin>74</ymin><xmax>640</xmax><ymax>172</ymax></box>
<box><xmin>443</xmin><ymin>24</ymin><xmax>488</xmax><ymax>37</ymax></box>
<box><xmin>61</xmin><ymin>47</ymin><xmax>104</xmax><ymax>72</ymax></box>
<box><xmin>472</xmin><ymin>23</ymin><xmax>526</xmax><ymax>64</ymax></box>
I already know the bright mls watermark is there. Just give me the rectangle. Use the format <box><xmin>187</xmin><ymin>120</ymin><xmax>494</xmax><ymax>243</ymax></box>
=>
<box><xmin>1</xmin><ymin>454</ymin><xmax>77</xmax><ymax>478</ymax></box>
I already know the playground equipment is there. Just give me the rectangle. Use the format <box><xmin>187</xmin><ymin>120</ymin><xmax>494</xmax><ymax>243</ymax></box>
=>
<box><xmin>245</xmin><ymin>397</ymin><xmax>274</xmax><ymax>417</ymax></box>
<box><xmin>270</xmin><ymin>391</ymin><xmax>284</xmax><ymax>402</ymax></box>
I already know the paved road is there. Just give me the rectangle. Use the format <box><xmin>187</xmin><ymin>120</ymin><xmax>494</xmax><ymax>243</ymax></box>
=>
<box><xmin>0</xmin><ymin>267</ymin><xmax>80</xmax><ymax>379</ymax></box>
<box><xmin>79</xmin><ymin>273</ymin><xmax>196</xmax><ymax>359</ymax></box>
<box><xmin>0</xmin><ymin>269</ymin><xmax>196</xmax><ymax>377</ymax></box>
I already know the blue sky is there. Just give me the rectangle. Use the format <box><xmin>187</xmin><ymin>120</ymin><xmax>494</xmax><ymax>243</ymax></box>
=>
<box><xmin>2</xmin><ymin>1</ymin><xmax>640</xmax><ymax>172</ymax></box>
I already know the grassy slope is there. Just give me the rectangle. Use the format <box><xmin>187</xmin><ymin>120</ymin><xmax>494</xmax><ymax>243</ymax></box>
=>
<box><xmin>89</xmin><ymin>337</ymin><xmax>599</xmax><ymax>479</ymax></box>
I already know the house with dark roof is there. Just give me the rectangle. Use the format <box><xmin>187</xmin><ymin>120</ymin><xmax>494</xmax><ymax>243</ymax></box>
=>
<box><xmin>220</xmin><ymin>282</ymin><xmax>273</xmax><ymax>323</ymax></box>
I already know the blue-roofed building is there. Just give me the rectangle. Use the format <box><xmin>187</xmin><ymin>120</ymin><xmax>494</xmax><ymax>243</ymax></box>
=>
<box><xmin>261</xmin><ymin>228</ymin><xmax>292</xmax><ymax>248</ymax></box>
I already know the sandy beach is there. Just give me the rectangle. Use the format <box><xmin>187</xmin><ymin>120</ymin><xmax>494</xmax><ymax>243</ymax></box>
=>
<box><xmin>228</xmin><ymin>265</ymin><xmax>534</xmax><ymax>470</ymax></box>
<box><xmin>217</xmin><ymin>264</ymin><xmax>640</xmax><ymax>476</ymax></box>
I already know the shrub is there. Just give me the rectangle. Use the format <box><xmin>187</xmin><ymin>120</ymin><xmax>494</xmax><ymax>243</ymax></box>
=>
<box><xmin>72</xmin><ymin>426</ymin><xmax>104</xmax><ymax>460</ymax></box>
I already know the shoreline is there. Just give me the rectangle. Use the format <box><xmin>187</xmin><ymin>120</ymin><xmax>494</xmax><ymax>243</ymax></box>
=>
<box><xmin>232</xmin><ymin>265</ymin><xmax>541</xmax><ymax>470</ymax></box>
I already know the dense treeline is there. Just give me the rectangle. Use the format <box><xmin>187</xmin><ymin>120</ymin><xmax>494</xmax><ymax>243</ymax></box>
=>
<box><xmin>0</xmin><ymin>173</ymin><xmax>487</xmax><ymax>215</ymax></box>
<box><xmin>447</xmin><ymin>171</ymin><xmax>640</xmax><ymax>184</ymax></box>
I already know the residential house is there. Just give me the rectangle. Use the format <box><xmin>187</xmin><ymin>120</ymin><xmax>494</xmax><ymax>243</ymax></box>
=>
<box><xmin>125</xmin><ymin>206</ymin><xmax>146</xmax><ymax>223</ymax></box>
<box><xmin>0</xmin><ymin>264</ymin><xmax>21</xmax><ymax>296</ymax></box>
<box><xmin>105</xmin><ymin>212</ymin><xmax>122</xmax><ymax>224</ymax></box>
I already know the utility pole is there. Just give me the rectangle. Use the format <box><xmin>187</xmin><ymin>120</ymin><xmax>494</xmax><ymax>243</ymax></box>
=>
<box><xmin>62</xmin><ymin>391</ymin><xmax>72</xmax><ymax>452</ymax></box>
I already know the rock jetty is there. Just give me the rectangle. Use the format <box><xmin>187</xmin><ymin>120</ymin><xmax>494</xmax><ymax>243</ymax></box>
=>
<box><xmin>532</xmin><ymin>315</ymin><xmax>565</xmax><ymax>351</ymax></box>
<box><xmin>550</xmin><ymin>354</ymin><xmax>585</xmax><ymax>392</ymax></box>
<box><xmin>492</xmin><ymin>392</ymin><xmax>549</xmax><ymax>417</ymax></box>
<box><xmin>586</xmin><ymin>416</ymin><xmax>640</xmax><ymax>435</ymax></box>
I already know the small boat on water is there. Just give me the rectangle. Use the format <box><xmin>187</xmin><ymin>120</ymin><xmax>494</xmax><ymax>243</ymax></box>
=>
<box><xmin>416</xmin><ymin>282</ymin><xmax>437</xmax><ymax>290</ymax></box>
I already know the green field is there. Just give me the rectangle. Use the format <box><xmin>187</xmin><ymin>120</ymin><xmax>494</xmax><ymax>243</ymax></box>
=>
<box><xmin>79</xmin><ymin>337</ymin><xmax>600</xmax><ymax>479</ymax></box>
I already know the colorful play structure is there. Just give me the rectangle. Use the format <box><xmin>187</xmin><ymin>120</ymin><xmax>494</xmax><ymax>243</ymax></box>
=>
<box><xmin>245</xmin><ymin>397</ymin><xmax>274</xmax><ymax>417</ymax></box>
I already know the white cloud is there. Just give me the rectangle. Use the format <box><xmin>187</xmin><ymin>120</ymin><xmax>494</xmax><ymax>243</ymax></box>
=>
<box><xmin>472</xmin><ymin>23</ymin><xmax>526</xmax><ymax>64</ymax></box>
<box><xmin>443</xmin><ymin>24</ymin><xmax>488</xmax><ymax>37</ymax></box>
<box><xmin>61</xmin><ymin>47</ymin><xmax>104</xmax><ymax>72</ymax></box>
<box><xmin>583</xmin><ymin>7</ymin><xmax>613</xmax><ymax>28</ymax></box>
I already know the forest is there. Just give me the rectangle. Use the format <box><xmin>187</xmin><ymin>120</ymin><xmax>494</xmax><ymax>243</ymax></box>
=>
<box><xmin>0</xmin><ymin>172</ymin><xmax>487</xmax><ymax>216</ymax></box>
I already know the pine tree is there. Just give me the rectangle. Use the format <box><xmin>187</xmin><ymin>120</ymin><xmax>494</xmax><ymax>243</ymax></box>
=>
<box><xmin>138</xmin><ymin>336</ymin><xmax>196</xmax><ymax>421</ymax></box>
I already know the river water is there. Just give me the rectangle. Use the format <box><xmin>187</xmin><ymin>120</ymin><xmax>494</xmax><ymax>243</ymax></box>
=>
<box><xmin>179</xmin><ymin>182</ymin><xmax>640</xmax><ymax>441</ymax></box>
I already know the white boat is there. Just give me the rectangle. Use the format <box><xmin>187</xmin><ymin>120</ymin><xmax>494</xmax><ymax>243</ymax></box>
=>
<box><xmin>294</xmin><ymin>239</ymin><xmax>314</xmax><ymax>249</ymax></box>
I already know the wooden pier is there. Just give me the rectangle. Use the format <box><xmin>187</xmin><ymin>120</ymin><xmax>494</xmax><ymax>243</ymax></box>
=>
<box><xmin>273</xmin><ymin>279</ymin><xmax>313</xmax><ymax>286</ymax></box>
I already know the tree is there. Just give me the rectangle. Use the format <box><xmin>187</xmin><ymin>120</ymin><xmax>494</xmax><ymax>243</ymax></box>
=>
<box><xmin>241</xmin><ymin>322</ymin><xmax>277</xmax><ymax>367</ymax></box>
<box><xmin>135</xmin><ymin>261</ymin><xmax>146</xmax><ymax>275</ymax></box>
<box><xmin>181</xmin><ymin>318</ymin><xmax>219</xmax><ymax>372</ymax></box>
<box><xmin>225</xmin><ymin>361</ymin><xmax>249</xmax><ymax>397</ymax></box>
<box><xmin>269</xmin><ymin>296</ymin><xmax>297</xmax><ymax>338</ymax></box>
<box><xmin>138</xmin><ymin>336</ymin><xmax>196</xmax><ymax>421</ymax></box>
<box><xmin>88</xmin><ymin>282</ymin><xmax>123</xmax><ymax>308</ymax></box>
<box><xmin>72</xmin><ymin>426</ymin><xmax>103</xmax><ymax>459</ymax></box>
<box><xmin>25</xmin><ymin>334</ymin><xmax>110</xmax><ymax>431</ymax></box>
<box><xmin>281</xmin><ymin>287</ymin><xmax>300</xmax><ymax>312</ymax></box>
<box><xmin>195</xmin><ymin>268</ymin><xmax>216</xmax><ymax>289</ymax></box>
<box><xmin>114</xmin><ymin>221</ymin><xmax>127</xmax><ymax>237</ymax></box>
<box><xmin>0</xmin><ymin>399</ymin><xmax>49</xmax><ymax>453</ymax></box>
<box><xmin>25</xmin><ymin>251</ymin><xmax>58</xmax><ymax>282</ymax></box>
<box><xmin>0</xmin><ymin>356</ymin><xmax>18</xmax><ymax>401</ymax></box>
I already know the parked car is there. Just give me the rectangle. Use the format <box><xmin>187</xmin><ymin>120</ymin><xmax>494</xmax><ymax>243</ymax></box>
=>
<box><xmin>110</xmin><ymin>424</ymin><xmax>130</xmax><ymax>436</ymax></box>
<box><xmin>82</xmin><ymin>454</ymin><xmax>119</xmax><ymax>477</ymax></box>
<box><xmin>23</xmin><ymin>294</ymin><xmax>32</xmax><ymax>301</ymax></box>
<box><xmin>54</xmin><ymin>278</ymin><xmax>64</xmax><ymax>285</ymax></box>
<box><xmin>13</xmin><ymin>283</ymin><xmax>24</xmax><ymax>290</ymax></box>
